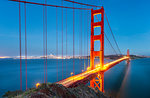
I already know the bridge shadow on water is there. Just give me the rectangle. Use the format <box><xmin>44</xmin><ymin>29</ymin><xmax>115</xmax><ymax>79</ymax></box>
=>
<box><xmin>104</xmin><ymin>61</ymin><xmax>130</xmax><ymax>98</ymax></box>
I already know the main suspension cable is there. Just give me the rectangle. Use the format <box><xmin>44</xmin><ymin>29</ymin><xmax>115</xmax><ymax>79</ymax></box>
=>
<box><xmin>104</xmin><ymin>12</ymin><xmax>122</xmax><ymax>55</ymax></box>
<box><xmin>104</xmin><ymin>33</ymin><xmax>118</xmax><ymax>55</ymax></box>
<box><xmin>63</xmin><ymin>0</ymin><xmax>101</xmax><ymax>8</ymax></box>
<box><xmin>73</xmin><ymin>0</ymin><xmax>75</xmax><ymax>76</ymax></box>
<box><xmin>10</xmin><ymin>0</ymin><xmax>90</xmax><ymax>10</ymax></box>
<box><xmin>95</xmin><ymin>15</ymin><xmax>119</xmax><ymax>56</ymax></box>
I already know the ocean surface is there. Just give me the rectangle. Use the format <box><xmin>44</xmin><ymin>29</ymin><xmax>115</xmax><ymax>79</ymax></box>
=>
<box><xmin>0</xmin><ymin>58</ymin><xmax>150</xmax><ymax>98</ymax></box>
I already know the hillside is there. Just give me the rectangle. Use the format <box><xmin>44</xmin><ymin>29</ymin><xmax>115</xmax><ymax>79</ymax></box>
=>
<box><xmin>3</xmin><ymin>83</ymin><xmax>111</xmax><ymax>98</ymax></box>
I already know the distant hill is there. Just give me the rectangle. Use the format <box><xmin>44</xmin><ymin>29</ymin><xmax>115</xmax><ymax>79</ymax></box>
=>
<box><xmin>83</xmin><ymin>55</ymin><xmax>149</xmax><ymax>60</ymax></box>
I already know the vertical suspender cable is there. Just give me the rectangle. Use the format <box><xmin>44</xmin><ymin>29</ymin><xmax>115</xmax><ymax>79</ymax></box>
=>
<box><xmin>66</xmin><ymin>8</ymin><xmax>67</xmax><ymax>78</ymax></box>
<box><xmin>43</xmin><ymin>2</ymin><xmax>45</xmax><ymax>83</ymax></box>
<box><xmin>19</xmin><ymin>0</ymin><xmax>22</xmax><ymax>90</ymax></box>
<box><xmin>56</xmin><ymin>7</ymin><xmax>58</xmax><ymax>81</ymax></box>
<box><xmin>87</xmin><ymin>10</ymin><xmax>89</xmax><ymax>67</ymax></box>
<box><xmin>73</xmin><ymin>0</ymin><xmax>75</xmax><ymax>75</ymax></box>
<box><xmin>62</xmin><ymin>0</ymin><xmax>63</xmax><ymax>79</ymax></box>
<box><xmin>80</xmin><ymin>3</ymin><xmax>82</xmax><ymax>72</ymax></box>
<box><xmin>45</xmin><ymin>0</ymin><xmax>47</xmax><ymax>83</ymax></box>
<box><xmin>84</xmin><ymin>5</ymin><xmax>86</xmax><ymax>70</ymax></box>
<box><xmin>79</xmin><ymin>6</ymin><xmax>81</xmax><ymax>72</ymax></box>
<box><xmin>24</xmin><ymin>1</ymin><xmax>27</xmax><ymax>90</ymax></box>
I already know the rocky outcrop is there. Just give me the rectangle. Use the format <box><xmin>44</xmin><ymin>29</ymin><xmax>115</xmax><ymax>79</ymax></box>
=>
<box><xmin>3</xmin><ymin>83</ymin><xmax>111</xmax><ymax>98</ymax></box>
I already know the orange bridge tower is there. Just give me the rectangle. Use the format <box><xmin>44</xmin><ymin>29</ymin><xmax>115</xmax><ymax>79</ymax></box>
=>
<box><xmin>90</xmin><ymin>7</ymin><xmax>104</xmax><ymax>92</ymax></box>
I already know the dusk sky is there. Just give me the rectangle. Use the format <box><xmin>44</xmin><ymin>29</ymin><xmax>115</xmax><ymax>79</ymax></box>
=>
<box><xmin>0</xmin><ymin>0</ymin><xmax>150</xmax><ymax>57</ymax></box>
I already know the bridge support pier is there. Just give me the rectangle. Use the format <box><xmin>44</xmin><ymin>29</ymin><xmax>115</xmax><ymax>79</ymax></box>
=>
<box><xmin>127</xmin><ymin>49</ymin><xmax>130</xmax><ymax>63</ymax></box>
<box><xmin>95</xmin><ymin>72</ymin><xmax>104</xmax><ymax>92</ymax></box>
<box><xmin>90</xmin><ymin>7</ymin><xmax>104</xmax><ymax>92</ymax></box>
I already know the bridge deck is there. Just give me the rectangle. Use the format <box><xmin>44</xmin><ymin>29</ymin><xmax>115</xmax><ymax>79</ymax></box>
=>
<box><xmin>57</xmin><ymin>56</ymin><xmax>129</xmax><ymax>87</ymax></box>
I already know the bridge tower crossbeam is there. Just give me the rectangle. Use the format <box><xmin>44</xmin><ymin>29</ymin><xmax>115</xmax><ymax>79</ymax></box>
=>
<box><xmin>90</xmin><ymin>7</ymin><xmax>104</xmax><ymax>92</ymax></box>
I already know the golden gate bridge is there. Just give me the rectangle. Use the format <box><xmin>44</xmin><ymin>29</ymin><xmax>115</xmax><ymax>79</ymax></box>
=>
<box><xmin>9</xmin><ymin>0</ymin><xmax>130</xmax><ymax>92</ymax></box>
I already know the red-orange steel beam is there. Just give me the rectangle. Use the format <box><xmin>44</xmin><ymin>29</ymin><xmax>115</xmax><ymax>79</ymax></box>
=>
<box><xmin>93</xmin><ymin>21</ymin><xmax>102</xmax><ymax>28</ymax></box>
<box><xmin>127</xmin><ymin>49</ymin><xmax>130</xmax><ymax>63</ymax></box>
<box><xmin>93</xmin><ymin>51</ymin><xmax>100</xmax><ymax>57</ymax></box>
<box><xmin>90</xmin><ymin>8</ymin><xmax>94</xmax><ymax>87</ymax></box>
<box><xmin>9</xmin><ymin>0</ymin><xmax>90</xmax><ymax>10</ymax></box>
<box><xmin>93</xmin><ymin>9</ymin><xmax>103</xmax><ymax>15</ymax></box>
<box><xmin>101</xmin><ymin>7</ymin><xmax>104</xmax><ymax>68</ymax></box>
<box><xmin>93</xmin><ymin>35</ymin><xmax>102</xmax><ymax>41</ymax></box>
<box><xmin>127</xmin><ymin>49</ymin><xmax>130</xmax><ymax>57</ymax></box>
<box><xmin>90</xmin><ymin>7</ymin><xmax>104</xmax><ymax>92</ymax></box>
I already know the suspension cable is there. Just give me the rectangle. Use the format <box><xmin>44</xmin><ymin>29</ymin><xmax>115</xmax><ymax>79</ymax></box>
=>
<box><xmin>43</xmin><ymin>2</ymin><xmax>45</xmax><ymax>83</ymax></box>
<box><xmin>19</xmin><ymin>0</ymin><xmax>22</xmax><ymax>90</ymax></box>
<box><xmin>73</xmin><ymin>0</ymin><xmax>75</xmax><ymax>75</ymax></box>
<box><xmin>62</xmin><ymin>0</ymin><xmax>63</xmax><ymax>79</ymax></box>
<box><xmin>87</xmin><ymin>10</ymin><xmax>89</xmax><ymax>67</ymax></box>
<box><xmin>104</xmin><ymin>12</ymin><xmax>122</xmax><ymax>55</ymax></box>
<box><xmin>66</xmin><ymin>8</ymin><xmax>67</xmax><ymax>78</ymax></box>
<box><xmin>95</xmin><ymin>15</ymin><xmax>120</xmax><ymax>56</ymax></box>
<box><xmin>24</xmin><ymin>1</ymin><xmax>27</xmax><ymax>90</ymax></box>
<box><xmin>63</xmin><ymin>0</ymin><xmax>101</xmax><ymax>8</ymax></box>
<box><xmin>80</xmin><ymin>3</ymin><xmax>82</xmax><ymax>72</ymax></box>
<box><xmin>104</xmin><ymin>33</ymin><xmax>118</xmax><ymax>55</ymax></box>
<box><xmin>84</xmin><ymin>6</ymin><xmax>86</xmax><ymax>70</ymax></box>
<box><xmin>10</xmin><ymin>0</ymin><xmax>90</xmax><ymax>10</ymax></box>
<box><xmin>45</xmin><ymin>0</ymin><xmax>47</xmax><ymax>83</ymax></box>
<box><xmin>56</xmin><ymin>7</ymin><xmax>58</xmax><ymax>82</ymax></box>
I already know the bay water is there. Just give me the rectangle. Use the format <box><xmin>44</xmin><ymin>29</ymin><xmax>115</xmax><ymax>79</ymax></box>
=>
<box><xmin>0</xmin><ymin>58</ymin><xmax>150</xmax><ymax>98</ymax></box>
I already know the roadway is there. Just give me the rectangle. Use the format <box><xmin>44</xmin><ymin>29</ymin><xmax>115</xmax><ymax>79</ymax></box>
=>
<box><xmin>57</xmin><ymin>56</ymin><xmax>129</xmax><ymax>87</ymax></box>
